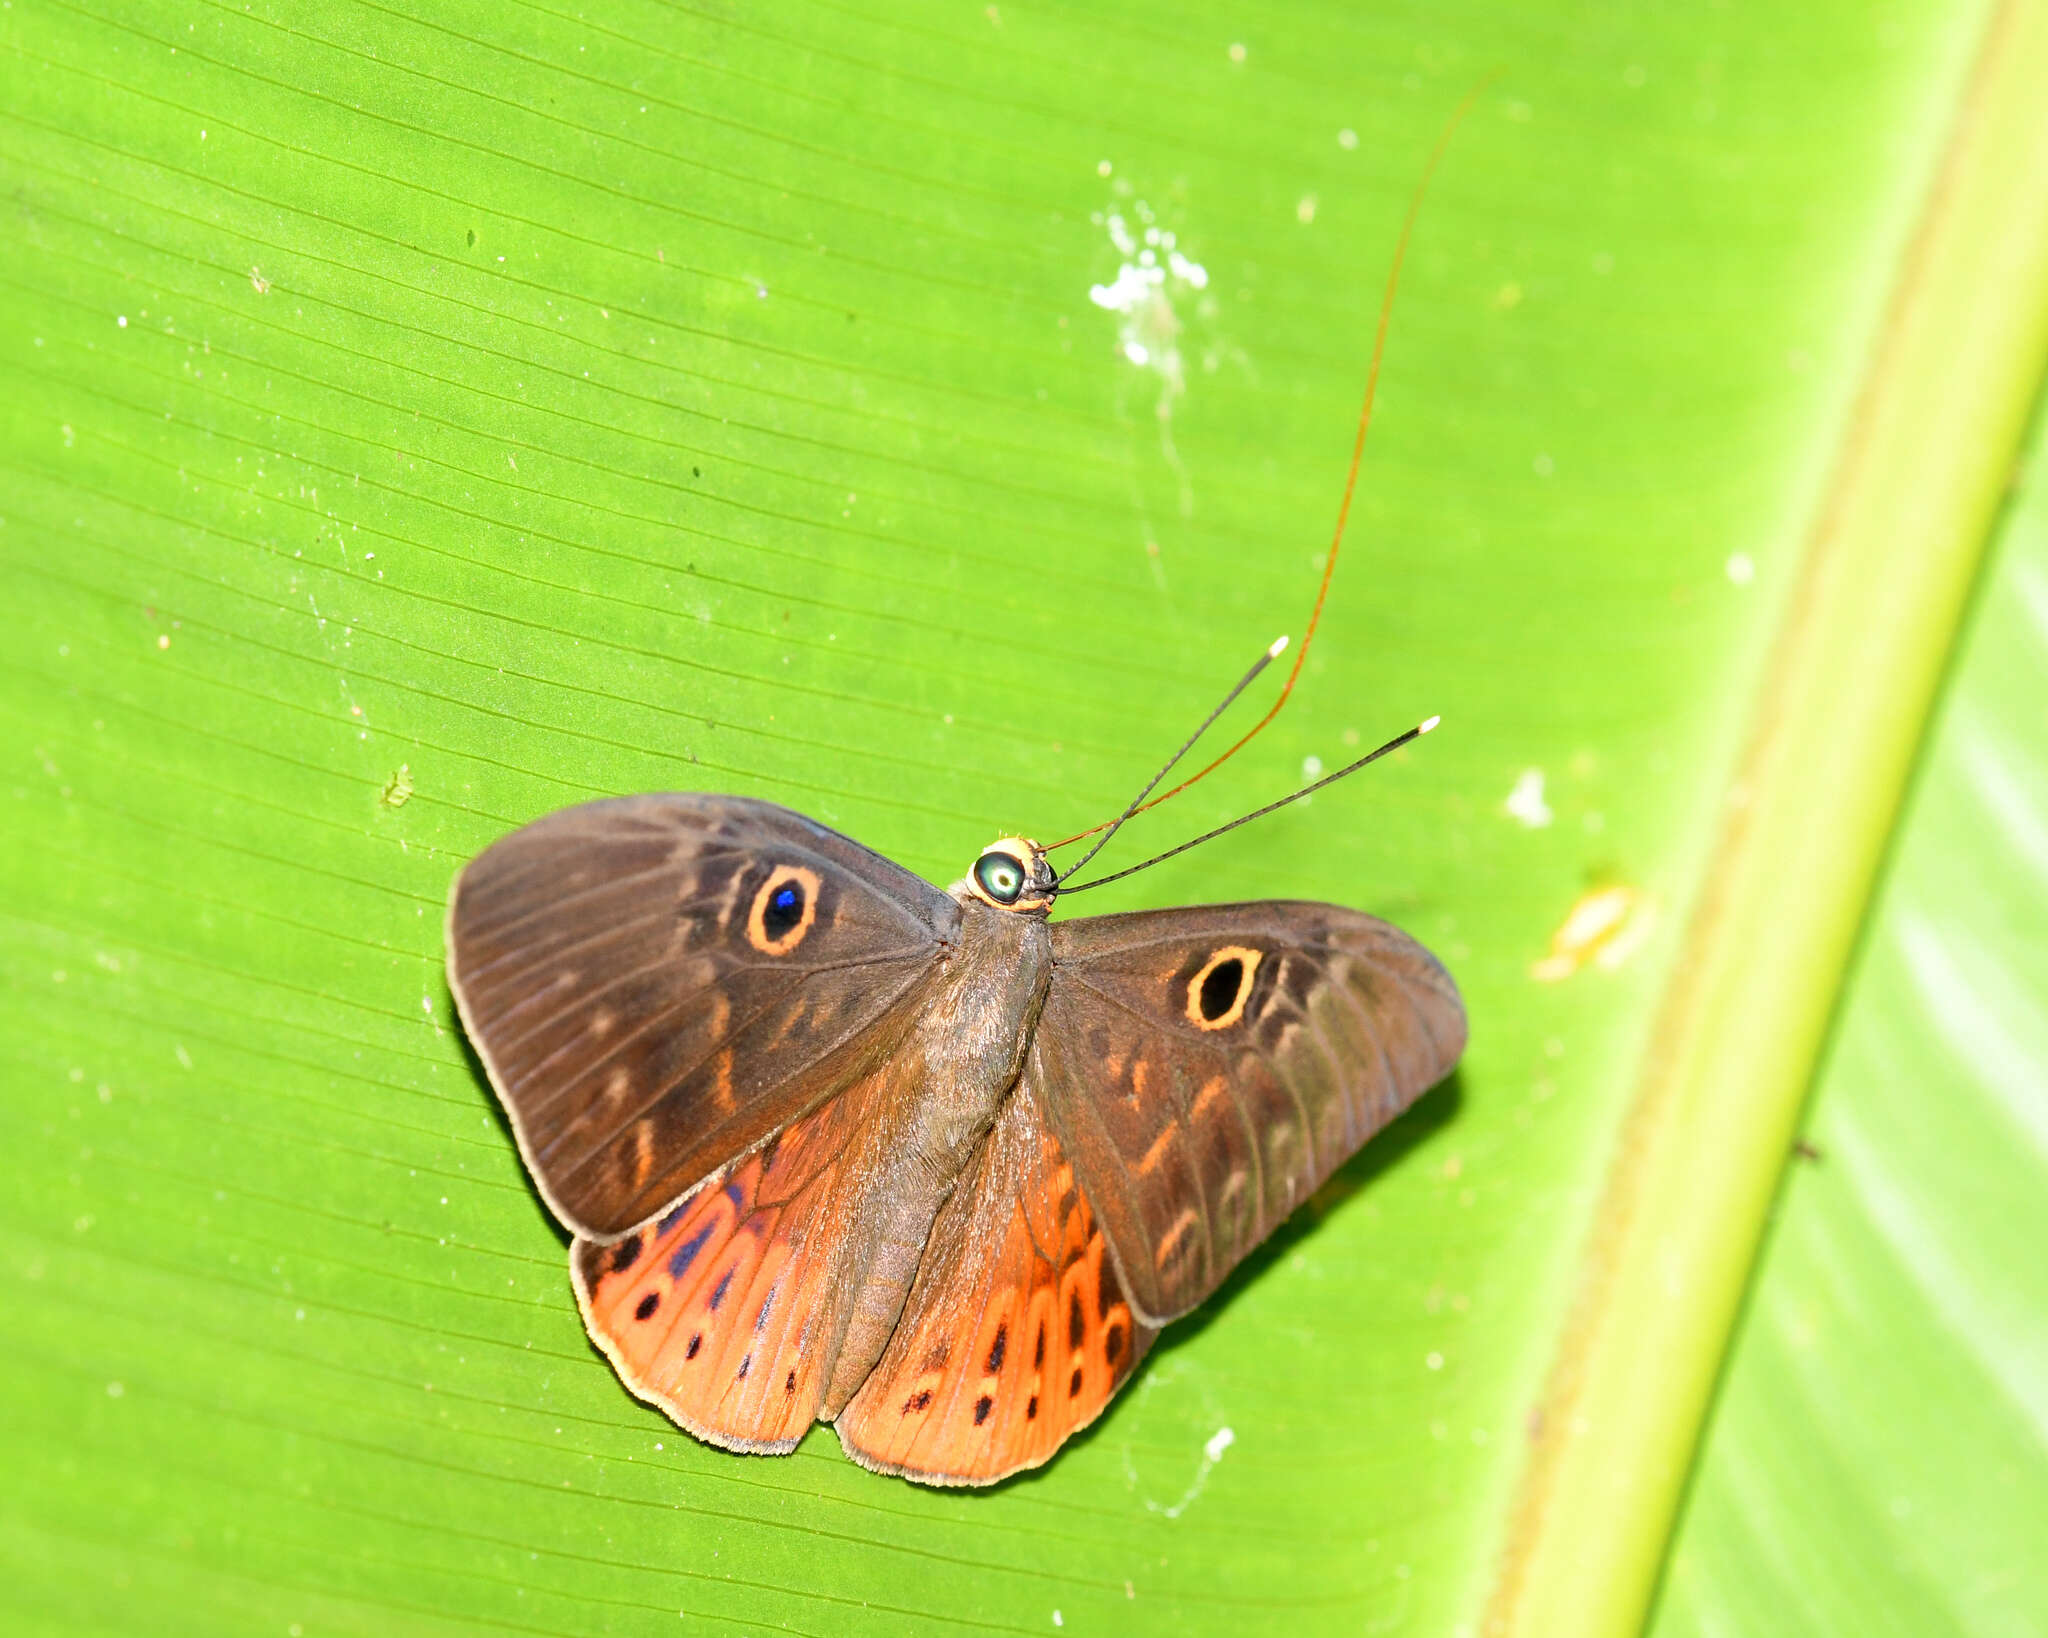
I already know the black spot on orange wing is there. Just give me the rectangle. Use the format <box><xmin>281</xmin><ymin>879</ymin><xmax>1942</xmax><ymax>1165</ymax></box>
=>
<box><xmin>1026</xmin><ymin>1394</ymin><xmax>1038</xmax><ymax>1420</ymax></box>
<box><xmin>685</xmin><ymin>1334</ymin><xmax>702</xmax><ymax>1360</ymax></box>
<box><xmin>985</xmin><ymin>1325</ymin><xmax>1007</xmax><ymax>1375</ymax></box>
<box><xmin>973</xmin><ymin>1395</ymin><xmax>993</xmax><ymax>1426</ymax></box>
<box><xmin>610</xmin><ymin>1234</ymin><xmax>643</xmax><ymax>1273</ymax></box>
<box><xmin>1069</xmin><ymin>1366</ymin><xmax>1083</xmax><ymax>1396</ymax></box>
<box><xmin>634</xmin><ymin>1292</ymin><xmax>660</xmax><ymax>1321</ymax></box>
<box><xmin>1034</xmin><ymin>1324</ymin><xmax>1046</xmax><ymax>1367</ymax></box>
<box><xmin>1105</xmin><ymin>1323</ymin><xmax>1123</xmax><ymax>1363</ymax></box>
<box><xmin>785</xmin><ymin>1370</ymin><xmax>797</xmax><ymax>1395</ymax></box>
<box><xmin>1068</xmin><ymin>1291</ymin><xmax>1084</xmax><ymax>1348</ymax></box>
<box><xmin>709</xmin><ymin>1268</ymin><xmax>733</xmax><ymax>1311</ymax></box>
<box><xmin>904</xmin><ymin>1389</ymin><xmax>933</xmax><ymax>1413</ymax></box>
<box><xmin>736</xmin><ymin>1353</ymin><xmax>751</xmax><ymax>1380</ymax></box>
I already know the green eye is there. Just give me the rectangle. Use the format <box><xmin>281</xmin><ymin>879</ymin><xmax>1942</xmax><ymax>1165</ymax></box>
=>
<box><xmin>974</xmin><ymin>853</ymin><xmax>1026</xmax><ymax>904</ymax></box>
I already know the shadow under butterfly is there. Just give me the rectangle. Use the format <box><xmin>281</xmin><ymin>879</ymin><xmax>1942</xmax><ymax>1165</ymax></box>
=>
<box><xmin>446</xmin><ymin>90</ymin><xmax>1485</xmax><ymax>1486</ymax></box>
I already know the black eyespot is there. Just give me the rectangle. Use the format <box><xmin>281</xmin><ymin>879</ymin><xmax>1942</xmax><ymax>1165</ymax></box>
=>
<box><xmin>974</xmin><ymin>852</ymin><xmax>1027</xmax><ymax>904</ymax></box>
<box><xmin>762</xmin><ymin>881</ymin><xmax>805</xmax><ymax>939</ymax></box>
<box><xmin>1199</xmin><ymin>957</ymin><xmax>1246</xmax><ymax>1022</ymax></box>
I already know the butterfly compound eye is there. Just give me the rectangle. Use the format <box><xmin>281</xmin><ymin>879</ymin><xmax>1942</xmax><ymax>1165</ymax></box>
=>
<box><xmin>973</xmin><ymin>852</ymin><xmax>1027</xmax><ymax>905</ymax></box>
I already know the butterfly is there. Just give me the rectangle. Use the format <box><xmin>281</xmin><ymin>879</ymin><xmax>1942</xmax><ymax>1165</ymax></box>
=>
<box><xmin>446</xmin><ymin>784</ymin><xmax>1466</xmax><ymax>1486</ymax></box>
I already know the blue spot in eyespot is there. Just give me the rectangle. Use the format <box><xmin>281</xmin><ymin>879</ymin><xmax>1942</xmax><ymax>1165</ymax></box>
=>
<box><xmin>668</xmin><ymin>1222</ymin><xmax>714</xmax><ymax>1279</ymax></box>
<box><xmin>771</xmin><ymin>885</ymin><xmax>798</xmax><ymax>912</ymax></box>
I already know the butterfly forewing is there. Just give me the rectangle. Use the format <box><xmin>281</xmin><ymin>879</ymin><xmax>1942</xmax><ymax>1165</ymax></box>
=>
<box><xmin>447</xmin><ymin>795</ymin><xmax>959</xmax><ymax>1237</ymax></box>
<box><xmin>1032</xmin><ymin>902</ymin><xmax>1467</xmax><ymax>1326</ymax></box>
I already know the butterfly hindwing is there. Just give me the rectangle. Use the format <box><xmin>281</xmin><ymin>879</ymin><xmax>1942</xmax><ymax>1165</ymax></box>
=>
<box><xmin>835</xmin><ymin>1075</ymin><xmax>1156</xmax><ymax>1486</ymax></box>
<box><xmin>447</xmin><ymin>795</ymin><xmax>959</xmax><ymax>1237</ymax></box>
<box><xmin>573</xmin><ymin>1061</ymin><xmax>905</xmax><ymax>1452</ymax></box>
<box><xmin>1032</xmin><ymin>902</ymin><xmax>1467</xmax><ymax>1326</ymax></box>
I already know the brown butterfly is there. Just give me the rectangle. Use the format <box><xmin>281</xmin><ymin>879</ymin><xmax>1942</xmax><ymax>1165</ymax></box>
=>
<box><xmin>447</xmin><ymin>767</ymin><xmax>1465</xmax><ymax>1485</ymax></box>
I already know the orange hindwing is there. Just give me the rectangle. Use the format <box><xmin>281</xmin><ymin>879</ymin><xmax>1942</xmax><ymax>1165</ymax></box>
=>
<box><xmin>572</xmin><ymin>1065</ymin><xmax>896</xmax><ymax>1452</ymax></box>
<box><xmin>836</xmin><ymin>1080</ymin><xmax>1155</xmax><ymax>1485</ymax></box>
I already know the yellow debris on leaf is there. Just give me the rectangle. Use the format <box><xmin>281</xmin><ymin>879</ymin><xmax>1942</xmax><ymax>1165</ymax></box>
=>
<box><xmin>1531</xmin><ymin>884</ymin><xmax>1656</xmax><ymax>982</ymax></box>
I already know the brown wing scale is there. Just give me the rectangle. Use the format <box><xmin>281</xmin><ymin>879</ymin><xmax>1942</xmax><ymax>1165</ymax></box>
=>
<box><xmin>447</xmin><ymin>795</ymin><xmax>958</xmax><ymax>1237</ymax></box>
<box><xmin>1034</xmin><ymin>902</ymin><xmax>1466</xmax><ymax>1326</ymax></box>
<box><xmin>836</xmin><ymin>1077</ymin><xmax>1155</xmax><ymax>1486</ymax></box>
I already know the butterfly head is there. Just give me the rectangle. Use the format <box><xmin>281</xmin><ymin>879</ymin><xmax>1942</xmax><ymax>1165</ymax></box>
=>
<box><xmin>963</xmin><ymin>837</ymin><xmax>1058</xmax><ymax>913</ymax></box>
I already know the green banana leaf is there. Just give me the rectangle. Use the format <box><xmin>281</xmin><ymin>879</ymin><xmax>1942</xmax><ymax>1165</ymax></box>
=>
<box><xmin>3</xmin><ymin>1</ymin><xmax>2044</xmax><ymax>1634</ymax></box>
<box><xmin>1648</xmin><ymin>369</ymin><xmax>2048</xmax><ymax>1635</ymax></box>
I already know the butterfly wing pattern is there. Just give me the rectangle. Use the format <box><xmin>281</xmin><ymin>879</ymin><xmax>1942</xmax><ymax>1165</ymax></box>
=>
<box><xmin>571</xmin><ymin>1061</ymin><xmax>907</xmax><ymax>1454</ymax></box>
<box><xmin>836</xmin><ymin>1076</ymin><xmax>1156</xmax><ymax>1484</ymax></box>
<box><xmin>450</xmin><ymin>798</ymin><xmax>1465</xmax><ymax>1486</ymax></box>
<box><xmin>447</xmin><ymin>795</ymin><xmax>956</xmax><ymax>1237</ymax></box>
<box><xmin>1031</xmin><ymin>904</ymin><xmax>1468</xmax><ymax>1326</ymax></box>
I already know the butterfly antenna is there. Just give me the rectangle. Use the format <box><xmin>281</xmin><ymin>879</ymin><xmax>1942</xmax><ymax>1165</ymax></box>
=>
<box><xmin>1058</xmin><ymin>716</ymin><xmax>1440</xmax><ymax>896</ymax></box>
<box><xmin>1052</xmin><ymin>635</ymin><xmax>1289</xmax><ymax>882</ymax></box>
<box><xmin>1049</xmin><ymin>78</ymin><xmax>1490</xmax><ymax>854</ymax></box>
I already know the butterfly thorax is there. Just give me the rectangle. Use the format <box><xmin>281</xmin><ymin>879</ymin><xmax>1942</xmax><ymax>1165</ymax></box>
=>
<box><xmin>817</xmin><ymin>896</ymin><xmax>1054</xmax><ymax>1411</ymax></box>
